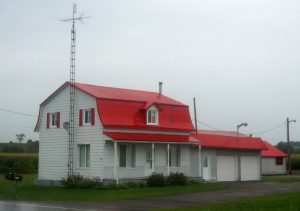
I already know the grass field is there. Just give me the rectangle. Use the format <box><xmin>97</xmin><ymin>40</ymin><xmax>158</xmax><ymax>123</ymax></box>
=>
<box><xmin>158</xmin><ymin>191</ymin><xmax>300</xmax><ymax>211</ymax></box>
<box><xmin>0</xmin><ymin>174</ymin><xmax>225</xmax><ymax>201</ymax></box>
<box><xmin>291</xmin><ymin>154</ymin><xmax>300</xmax><ymax>159</ymax></box>
<box><xmin>0</xmin><ymin>153</ymin><xmax>38</xmax><ymax>157</ymax></box>
<box><xmin>262</xmin><ymin>175</ymin><xmax>300</xmax><ymax>183</ymax></box>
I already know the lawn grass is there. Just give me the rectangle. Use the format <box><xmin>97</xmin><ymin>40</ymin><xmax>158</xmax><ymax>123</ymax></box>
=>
<box><xmin>0</xmin><ymin>152</ymin><xmax>38</xmax><ymax>157</ymax></box>
<box><xmin>262</xmin><ymin>175</ymin><xmax>300</xmax><ymax>183</ymax></box>
<box><xmin>158</xmin><ymin>191</ymin><xmax>300</xmax><ymax>211</ymax></box>
<box><xmin>0</xmin><ymin>174</ymin><xmax>225</xmax><ymax>201</ymax></box>
<box><xmin>291</xmin><ymin>154</ymin><xmax>300</xmax><ymax>159</ymax></box>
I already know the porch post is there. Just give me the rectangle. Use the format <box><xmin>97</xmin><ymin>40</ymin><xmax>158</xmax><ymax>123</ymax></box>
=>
<box><xmin>152</xmin><ymin>143</ymin><xmax>155</xmax><ymax>172</ymax></box>
<box><xmin>198</xmin><ymin>145</ymin><xmax>202</xmax><ymax>178</ymax></box>
<box><xmin>113</xmin><ymin>141</ymin><xmax>118</xmax><ymax>184</ymax></box>
<box><xmin>167</xmin><ymin>143</ymin><xmax>170</xmax><ymax>176</ymax></box>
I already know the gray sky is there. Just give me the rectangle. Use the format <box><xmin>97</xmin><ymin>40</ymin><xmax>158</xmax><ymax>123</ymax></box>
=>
<box><xmin>0</xmin><ymin>0</ymin><xmax>299</xmax><ymax>144</ymax></box>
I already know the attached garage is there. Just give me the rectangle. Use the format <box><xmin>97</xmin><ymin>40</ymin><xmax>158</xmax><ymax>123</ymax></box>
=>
<box><xmin>240</xmin><ymin>155</ymin><xmax>260</xmax><ymax>181</ymax></box>
<box><xmin>217</xmin><ymin>155</ymin><xmax>237</xmax><ymax>181</ymax></box>
<box><xmin>193</xmin><ymin>130</ymin><xmax>267</xmax><ymax>182</ymax></box>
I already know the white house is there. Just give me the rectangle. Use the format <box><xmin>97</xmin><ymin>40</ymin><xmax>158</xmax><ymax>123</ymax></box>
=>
<box><xmin>34</xmin><ymin>82</ymin><xmax>201</xmax><ymax>185</ymax></box>
<box><xmin>34</xmin><ymin>82</ymin><xmax>268</xmax><ymax>185</ymax></box>
<box><xmin>193</xmin><ymin>130</ymin><xmax>266</xmax><ymax>181</ymax></box>
<box><xmin>261</xmin><ymin>141</ymin><xmax>287</xmax><ymax>175</ymax></box>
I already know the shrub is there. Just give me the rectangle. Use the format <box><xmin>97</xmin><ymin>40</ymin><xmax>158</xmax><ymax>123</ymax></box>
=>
<box><xmin>291</xmin><ymin>158</ymin><xmax>300</xmax><ymax>170</ymax></box>
<box><xmin>166</xmin><ymin>172</ymin><xmax>188</xmax><ymax>185</ymax></box>
<box><xmin>0</xmin><ymin>153</ymin><xmax>38</xmax><ymax>174</ymax></box>
<box><xmin>137</xmin><ymin>181</ymin><xmax>147</xmax><ymax>188</ymax></box>
<box><xmin>124</xmin><ymin>181</ymin><xmax>138</xmax><ymax>188</ymax></box>
<box><xmin>146</xmin><ymin>172</ymin><xmax>165</xmax><ymax>187</ymax></box>
<box><xmin>61</xmin><ymin>175</ymin><xmax>102</xmax><ymax>188</ymax></box>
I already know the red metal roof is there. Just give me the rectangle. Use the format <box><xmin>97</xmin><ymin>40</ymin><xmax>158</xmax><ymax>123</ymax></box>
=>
<box><xmin>97</xmin><ymin>99</ymin><xmax>194</xmax><ymax>131</ymax></box>
<box><xmin>193</xmin><ymin>131</ymin><xmax>267</xmax><ymax>151</ymax></box>
<box><xmin>104</xmin><ymin>132</ymin><xmax>199</xmax><ymax>143</ymax></box>
<box><xmin>261</xmin><ymin>141</ymin><xmax>288</xmax><ymax>158</ymax></box>
<box><xmin>74</xmin><ymin>82</ymin><xmax>184</xmax><ymax>106</ymax></box>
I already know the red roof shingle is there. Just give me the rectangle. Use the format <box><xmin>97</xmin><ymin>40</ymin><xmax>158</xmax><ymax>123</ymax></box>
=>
<box><xmin>261</xmin><ymin>141</ymin><xmax>288</xmax><ymax>158</ymax></box>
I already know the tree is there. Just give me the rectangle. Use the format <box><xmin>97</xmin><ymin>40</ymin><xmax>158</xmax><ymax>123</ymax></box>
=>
<box><xmin>16</xmin><ymin>133</ymin><xmax>26</xmax><ymax>144</ymax></box>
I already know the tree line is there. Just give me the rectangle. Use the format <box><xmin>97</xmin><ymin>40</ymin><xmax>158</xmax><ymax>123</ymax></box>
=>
<box><xmin>276</xmin><ymin>141</ymin><xmax>300</xmax><ymax>154</ymax></box>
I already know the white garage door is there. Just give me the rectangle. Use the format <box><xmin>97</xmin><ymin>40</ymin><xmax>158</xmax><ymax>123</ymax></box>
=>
<box><xmin>217</xmin><ymin>156</ymin><xmax>237</xmax><ymax>181</ymax></box>
<box><xmin>241</xmin><ymin>156</ymin><xmax>260</xmax><ymax>181</ymax></box>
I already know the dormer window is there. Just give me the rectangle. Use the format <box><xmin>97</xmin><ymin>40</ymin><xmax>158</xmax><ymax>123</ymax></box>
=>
<box><xmin>84</xmin><ymin>109</ymin><xmax>92</xmax><ymax>125</ymax></box>
<box><xmin>147</xmin><ymin>106</ymin><xmax>158</xmax><ymax>125</ymax></box>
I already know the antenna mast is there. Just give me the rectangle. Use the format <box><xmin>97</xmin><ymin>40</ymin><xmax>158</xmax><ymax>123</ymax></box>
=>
<box><xmin>62</xmin><ymin>4</ymin><xmax>90</xmax><ymax>177</ymax></box>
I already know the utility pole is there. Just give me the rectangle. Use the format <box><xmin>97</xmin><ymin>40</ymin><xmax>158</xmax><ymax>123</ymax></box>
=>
<box><xmin>193</xmin><ymin>97</ymin><xmax>198</xmax><ymax>134</ymax></box>
<box><xmin>287</xmin><ymin>117</ymin><xmax>296</xmax><ymax>175</ymax></box>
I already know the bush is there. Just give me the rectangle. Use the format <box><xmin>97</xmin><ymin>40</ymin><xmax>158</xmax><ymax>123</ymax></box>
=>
<box><xmin>167</xmin><ymin>172</ymin><xmax>188</xmax><ymax>185</ymax></box>
<box><xmin>0</xmin><ymin>153</ymin><xmax>38</xmax><ymax>173</ymax></box>
<box><xmin>291</xmin><ymin>158</ymin><xmax>300</xmax><ymax>170</ymax></box>
<box><xmin>61</xmin><ymin>175</ymin><xmax>102</xmax><ymax>189</ymax></box>
<box><xmin>146</xmin><ymin>172</ymin><xmax>166</xmax><ymax>187</ymax></box>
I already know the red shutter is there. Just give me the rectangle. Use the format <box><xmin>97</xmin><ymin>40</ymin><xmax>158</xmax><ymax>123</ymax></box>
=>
<box><xmin>91</xmin><ymin>108</ymin><xmax>95</xmax><ymax>126</ymax></box>
<box><xmin>57</xmin><ymin>112</ymin><xmax>60</xmax><ymax>128</ymax></box>
<box><xmin>79</xmin><ymin>109</ymin><xmax>83</xmax><ymax>126</ymax></box>
<box><xmin>46</xmin><ymin>113</ymin><xmax>50</xmax><ymax>129</ymax></box>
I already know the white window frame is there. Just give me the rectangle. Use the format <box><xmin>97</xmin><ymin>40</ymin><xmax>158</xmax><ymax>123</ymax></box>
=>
<box><xmin>119</xmin><ymin>144</ymin><xmax>136</xmax><ymax>168</ymax></box>
<box><xmin>78</xmin><ymin>144</ymin><xmax>90</xmax><ymax>168</ymax></box>
<box><xmin>146</xmin><ymin>106</ymin><xmax>159</xmax><ymax>125</ymax></box>
<box><xmin>50</xmin><ymin>112</ymin><xmax>58</xmax><ymax>128</ymax></box>
<box><xmin>169</xmin><ymin>145</ymin><xmax>180</xmax><ymax>167</ymax></box>
<box><xmin>83</xmin><ymin>109</ymin><xmax>92</xmax><ymax>126</ymax></box>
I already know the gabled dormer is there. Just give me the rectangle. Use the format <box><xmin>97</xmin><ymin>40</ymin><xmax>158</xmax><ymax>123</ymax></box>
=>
<box><xmin>146</xmin><ymin>105</ymin><xmax>159</xmax><ymax>125</ymax></box>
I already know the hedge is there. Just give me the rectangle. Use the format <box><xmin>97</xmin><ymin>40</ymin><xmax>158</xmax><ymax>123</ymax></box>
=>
<box><xmin>291</xmin><ymin>158</ymin><xmax>300</xmax><ymax>170</ymax></box>
<box><xmin>0</xmin><ymin>153</ymin><xmax>38</xmax><ymax>173</ymax></box>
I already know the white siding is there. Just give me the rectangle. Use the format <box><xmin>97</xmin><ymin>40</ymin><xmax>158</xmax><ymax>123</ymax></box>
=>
<box><xmin>262</xmin><ymin>158</ymin><xmax>286</xmax><ymax>175</ymax></box>
<box><xmin>38</xmin><ymin>86</ymin><xmax>107</xmax><ymax>180</ymax></box>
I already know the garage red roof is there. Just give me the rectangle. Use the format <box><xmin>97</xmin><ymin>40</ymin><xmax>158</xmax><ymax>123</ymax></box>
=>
<box><xmin>104</xmin><ymin>132</ymin><xmax>199</xmax><ymax>143</ymax></box>
<box><xmin>193</xmin><ymin>131</ymin><xmax>267</xmax><ymax>151</ymax></box>
<box><xmin>261</xmin><ymin>141</ymin><xmax>288</xmax><ymax>158</ymax></box>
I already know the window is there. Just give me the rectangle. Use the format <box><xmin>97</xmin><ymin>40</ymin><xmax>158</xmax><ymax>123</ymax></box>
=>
<box><xmin>47</xmin><ymin>112</ymin><xmax>60</xmax><ymax>129</ymax></box>
<box><xmin>147</xmin><ymin>106</ymin><xmax>158</xmax><ymax>125</ymax></box>
<box><xmin>79</xmin><ymin>144</ymin><xmax>90</xmax><ymax>168</ymax></box>
<box><xmin>276</xmin><ymin>157</ymin><xmax>283</xmax><ymax>165</ymax></box>
<box><xmin>84</xmin><ymin>109</ymin><xmax>91</xmax><ymax>124</ymax></box>
<box><xmin>146</xmin><ymin>147</ymin><xmax>152</xmax><ymax>169</ymax></box>
<box><xmin>119</xmin><ymin>144</ymin><xmax>136</xmax><ymax>168</ymax></box>
<box><xmin>169</xmin><ymin>145</ymin><xmax>180</xmax><ymax>167</ymax></box>
<box><xmin>51</xmin><ymin>113</ymin><xmax>57</xmax><ymax>127</ymax></box>
<box><xmin>79</xmin><ymin>108</ymin><xmax>95</xmax><ymax>126</ymax></box>
<box><xmin>203</xmin><ymin>156</ymin><xmax>208</xmax><ymax>168</ymax></box>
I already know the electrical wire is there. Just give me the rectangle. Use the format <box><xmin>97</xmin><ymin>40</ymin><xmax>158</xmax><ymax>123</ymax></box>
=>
<box><xmin>193</xmin><ymin>119</ymin><xmax>222</xmax><ymax>131</ymax></box>
<box><xmin>0</xmin><ymin>108</ymin><xmax>37</xmax><ymax>118</ymax></box>
<box><xmin>248</xmin><ymin>121</ymin><xmax>286</xmax><ymax>135</ymax></box>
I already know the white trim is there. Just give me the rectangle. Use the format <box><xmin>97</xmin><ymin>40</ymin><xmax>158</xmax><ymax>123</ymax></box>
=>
<box><xmin>167</xmin><ymin>144</ymin><xmax>170</xmax><ymax>175</ymax></box>
<box><xmin>114</xmin><ymin>142</ymin><xmax>118</xmax><ymax>182</ymax></box>
<box><xmin>104</xmin><ymin>128</ymin><xmax>190</xmax><ymax>136</ymax></box>
<box><xmin>152</xmin><ymin>143</ymin><xmax>155</xmax><ymax>172</ymax></box>
<box><xmin>107</xmin><ymin>140</ymin><xmax>198</xmax><ymax>145</ymax></box>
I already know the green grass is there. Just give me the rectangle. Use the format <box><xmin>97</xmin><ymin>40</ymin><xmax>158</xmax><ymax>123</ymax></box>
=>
<box><xmin>262</xmin><ymin>175</ymin><xmax>300</xmax><ymax>183</ymax></box>
<box><xmin>0</xmin><ymin>152</ymin><xmax>38</xmax><ymax>157</ymax></box>
<box><xmin>291</xmin><ymin>154</ymin><xmax>300</xmax><ymax>159</ymax></box>
<box><xmin>0</xmin><ymin>174</ymin><xmax>225</xmax><ymax>201</ymax></box>
<box><xmin>158</xmin><ymin>191</ymin><xmax>300</xmax><ymax>211</ymax></box>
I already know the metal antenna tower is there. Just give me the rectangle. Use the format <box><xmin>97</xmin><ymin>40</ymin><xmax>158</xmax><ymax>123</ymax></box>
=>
<box><xmin>61</xmin><ymin>4</ymin><xmax>90</xmax><ymax>177</ymax></box>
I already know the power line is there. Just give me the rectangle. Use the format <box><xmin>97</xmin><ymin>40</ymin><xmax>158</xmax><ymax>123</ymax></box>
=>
<box><xmin>193</xmin><ymin>119</ymin><xmax>222</xmax><ymax>131</ymax></box>
<box><xmin>0</xmin><ymin>108</ymin><xmax>37</xmax><ymax>118</ymax></box>
<box><xmin>248</xmin><ymin>121</ymin><xmax>286</xmax><ymax>135</ymax></box>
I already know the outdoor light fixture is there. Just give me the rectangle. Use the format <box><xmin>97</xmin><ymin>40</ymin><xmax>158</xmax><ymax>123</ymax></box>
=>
<box><xmin>237</xmin><ymin>122</ymin><xmax>248</xmax><ymax>139</ymax></box>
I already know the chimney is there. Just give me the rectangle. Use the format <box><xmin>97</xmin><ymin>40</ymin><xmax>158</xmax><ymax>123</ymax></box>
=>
<box><xmin>159</xmin><ymin>82</ymin><xmax>163</xmax><ymax>95</ymax></box>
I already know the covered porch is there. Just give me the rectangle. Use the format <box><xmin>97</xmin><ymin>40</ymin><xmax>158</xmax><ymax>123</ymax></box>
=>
<box><xmin>102</xmin><ymin>132</ymin><xmax>201</xmax><ymax>181</ymax></box>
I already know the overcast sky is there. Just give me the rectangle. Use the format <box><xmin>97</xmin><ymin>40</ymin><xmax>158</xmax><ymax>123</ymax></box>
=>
<box><xmin>1</xmin><ymin>0</ymin><xmax>299</xmax><ymax>144</ymax></box>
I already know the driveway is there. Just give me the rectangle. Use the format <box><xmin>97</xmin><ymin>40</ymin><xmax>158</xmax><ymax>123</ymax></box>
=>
<box><xmin>1</xmin><ymin>181</ymin><xmax>300</xmax><ymax>211</ymax></box>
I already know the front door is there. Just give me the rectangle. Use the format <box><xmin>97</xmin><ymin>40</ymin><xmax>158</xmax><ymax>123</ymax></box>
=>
<box><xmin>202</xmin><ymin>155</ymin><xmax>211</xmax><ymax>180</ymax></box>
<box><xmin>145</xmin><ymin>145</ymin><xmax>153</xmax><ymax>176</ymax></box>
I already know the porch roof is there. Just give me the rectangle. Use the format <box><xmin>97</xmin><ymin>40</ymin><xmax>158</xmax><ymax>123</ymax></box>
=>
<box><xmin>104</xmin><ymin>132</ymin><xmax>199</xmax><ymax>143</ymax></box>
